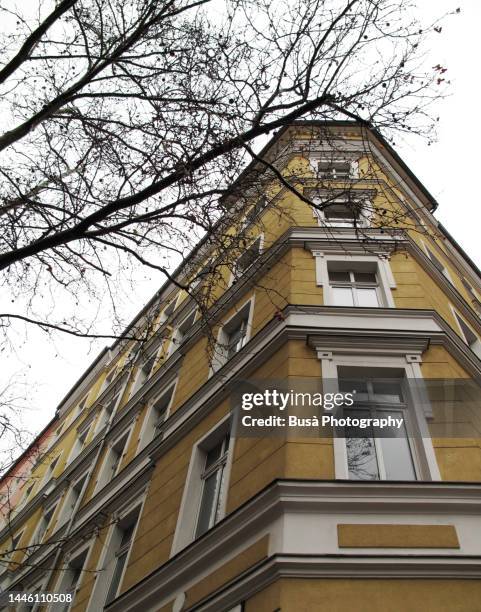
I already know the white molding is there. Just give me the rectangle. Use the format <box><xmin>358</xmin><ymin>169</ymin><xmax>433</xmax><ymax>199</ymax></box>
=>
<box><xmin>106</xmin><ymin>480</ymin><xmax>481</xmax><ymax>612</ymax></box>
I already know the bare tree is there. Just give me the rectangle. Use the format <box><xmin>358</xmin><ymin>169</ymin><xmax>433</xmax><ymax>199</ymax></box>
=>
<box><xmin>0</xmin><ymin>0</ymin><xmax>453</xmax><ymax>342</ymax></box>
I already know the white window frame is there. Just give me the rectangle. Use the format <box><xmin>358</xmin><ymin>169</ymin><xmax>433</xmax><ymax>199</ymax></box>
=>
<box><xmin>101</xmin><ymin>365</ymin><xmax>117</xmax><ymax>393</ymax></box>
<box><xmin>85</xmin><ymin>496</ymin><xmax>145</xmax><ymax>612</ymax></box>
<box><xmin>54</xmin><ymin>540</ymin><xmax>92</xmax><ymax>611</ymax></box>
<box><xmin>313</xmin><ymin>252</ymin><xmax>396</xmax><ymax>308</ymax></box>
<box><xmin>93</xmin><ymin>427</ymin><xmax>134</xmax><ymax>494</ymax></box>
<box><xmin>211</xmin><ymin>297</ymin><xmax>255</xmax><ymax>374</ymax></box>
<box><xmin>94</xmin><ymin>387</ymin><xmax>123</xmax><ymax>436</ymax></box>
<box><xmin>30</xmin><ymin>501</ymin><xmax>58</xmax><ymax>547</ymax></box>
<box><xmin>422</xmin><ymin>241</ymin><xmax>454</xmax><ymax>284</ymax></box>
<box><xmin>56</xmin><ymin>472</ymin><xmax>88</xmax><ymax>528</ymax></box>
<box><xmin>138</xmin><ymin>380</ymin><xmax>177</xmax><ymax>450</ymax></box>
<box><xmin>66</xmin><ymin>424</ymin><xmax>91</xmax><ymax>466</ymax></box>
<box><xmin>168</xmin><ymin>308</ymin><xmax>198</xmax><ymax>357</ymax></box>
<box><xmin>312</xmin><ymin>195</ymin><xmax>371</xmax><ymax>229</ymax></box>
<box><xmin>229</xmin><ymin>235</ymin><xmax>264</xmax><ymax>286</ymax></box>
<box><xmin>319</xmin><ymin>352</ymin><xmax>440</xmax><ymax>481</ymax></box>
<box><xmin>317</xmin><ymin>158</ymin><xmax>358</xmax><ymax>180</ymax></box>
<box><xmin>450</xmin><ymin>305</ymin><xmax>481</xmax><ymax>359</ymax></box>
<box><xmin>40</xmin><ymin>452</ymin><xmax>62</xmax><ymax>490</ymax></box>
<box><xmin>171</xmin><ymin>416</ymin><xmax>234</xmax><ymax>554</ymax></box>
<box><xmin>130</xmin><ymin>347</ymin><xmax>159</xmax><ymax>397</ymax></box>
<box><xmin>158</xmin><ymin>294</ymin><xmax>179</xmax><ymax>326</ymax></box>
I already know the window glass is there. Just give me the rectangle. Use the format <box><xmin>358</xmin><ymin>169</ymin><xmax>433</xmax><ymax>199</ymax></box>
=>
<box><xmin>331</xmin><ymin>287</ymin><xmax>354</xmax><ymax>306</ymax></box>
<box><xmin>356</xmin><ymin>287</ymin><xmax>379</xmax><ymax>307</ymax></box>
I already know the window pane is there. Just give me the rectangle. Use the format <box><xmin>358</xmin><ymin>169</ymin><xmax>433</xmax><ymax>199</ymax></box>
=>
<box><xmin>195</xmin><ymin>472</ymin><xmax>219</xmax><ymax>537</ymax></box>
<box><xmin>328</xmin><ymin>270</ymin><xmax>350</xmax><ymax>282</ymax></box>
<box><xmin>345</xmin><ymin>410</ymin><xmax>379</xmax><ymax>480</ymax></box>
<box><xmin>354</xmin><ymin>272</ymin><xmax>376</xmax><ymax>283</ymax></box>
<box><xmin>378</xmin><ymin>411</ymin><xmax>415</xmax><ymax>480</ymax></box>
<box><xmin>356</xmin><ymin>287</ymin><xmax>379</xmax><ymax>307</ymax></box>
<box><xmin>339</xmin><ymin>378</ymin><xmax>369</xmax><ymax>401</ymax></box>
<box><xmin>204</xmin><ymin>440</ymin><xmax>223</xmax><ymax>470</ymax></box>
<box><xmin>227</xmin><ymin>322</ymin><xmax>246</xmax><ymax>358</ymax></box>
<box><xmin>372</xmin><ymin>381</ymin><xmax>404</xmax><ymax>403</ymax></box>
<box><xmin>331</xmin><ymin>287</ymin><xmax>354</xmax><ymax>306</ymax></box>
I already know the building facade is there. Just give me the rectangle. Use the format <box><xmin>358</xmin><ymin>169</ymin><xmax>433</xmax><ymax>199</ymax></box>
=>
<box><xmin>1</xmin><ymin>122</ymin><xmax>481</xmax><ymax>611</ymax></box>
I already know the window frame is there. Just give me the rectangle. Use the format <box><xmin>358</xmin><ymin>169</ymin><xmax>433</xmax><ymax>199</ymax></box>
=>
<box><xmin>319</xmin><ymin>352</ymin><xmax>440</xmax><ymax>482</ymax></box>
<box><xmin>451</xmin><ymin>306</ymin><xmax>481</xmax><ymax>359</ymax></box>
<box><xmin>171</xmin><ymin>416</ymin><xmax>234</xmax><ymax>554</ymax></box>
<box><xmin>422</xmin><ymin>241</ymin><xmax>454</xmax><ymax>284</ymax></box>
<box><xmin>211</xmin><ymin>298</ymin><xmax>254</xmax><ymax>373</ymax></box>
<box><xmin>313</xmin><ymin>252</ymin><xmax>396</xmax><ymax>308</ymax></box>
<box><xmin>85</xmin><ymin>497</ymin><xmax>144</xmax><ymax>611</ymax></box>
<box><xmin>55</xmin><ymin>542</ymin><xmax>92</xmax><ymax>612</ymax></box>
<box><xmin>93</xmin><ymin>426</ymin><xmax>133</xmax><ymax>494</ymax></box>
<box><xmin>230</xmin><ymin>235</ymin><xmax>263</xmax><ymax>285</ymax></box>
<box><xmin>138</xmin><ymin>380</ymin><xmax>177</xmax><ymax>450</ymax></box>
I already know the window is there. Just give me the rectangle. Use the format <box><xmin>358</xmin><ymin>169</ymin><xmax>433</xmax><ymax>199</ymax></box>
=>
<box><xmin>424</xmin><ymin>243</ymin><xmax>453</xmax><ymax>283</ymax></box>
<box><xmin>453</xmin><ymin>311</ymin><xmax>481</xmax><ymax>358</ymax></box>
<box><xmin>328</xmin><ymin>265</ymin><xmax>380</xmax><ymax>307</ymax></box>
<box><xmin>102</xmin><ymin>366</ymin><xmax>117</xmax><ymax>392</ymax></box>
<box><xmin>139</xmin><ymin>385</ymin><xmax>175</xmax><ymax>449</ymax></box>
<box><xmin>159</xmin><ymin>295</ymin><xmax>178</xmax><ymax>325</ymax></box>
<box><xmin>87</xmin><ymin>506</ymin><xmax>141</xmax><ymax>609</ymax></box>
<box><xmin>95</xmin><ymin>431</ymin><xmax>130</xmax><ymax>492</ymax></box>
<box><xmin>57</xmin><ymin>548</ymin><xmax>88</xmax><ymax>611</ymax></box>
<box><xmin>195</xmin><ymin>433</ymin><xmax>230</xmax><ymax>538</ymax></box>
<box><xmin>32</xmin><ymin>503</ymin><xmax>57</xmax><ymax>545</ymax></box>
<box><xmin>172</xmin><ymin>420</ymin><xmax>233</xmax><ymax>552</ymax></box>
<box><xmin>170</xmin><ymin>309</ymin><xmax>197</xmax><ymax>354</ymax></box>
<box><xmin>95</xmin><ymin>390</ymin><xmax>121</xmax><ymax>434</ymax></box>
<box><xmin>131</xmin><ymin>349</ymin><xmax>158</xmax><ymax>395</ymax></box>
<box><xmin>233</xmin><ymin>237</ymin><xmax>262</xmax><ymax>279</ymax></box>
<box><xmin>105</xmin><ymin>519</ymin><xmax>136</xmax><ymax>604</ymax></box>
<box><xmin>73</xmin><ymin>396</ymin><xmax>88</xmax><ymax>419</ymax></box>
<box><xmin>213</xmin><ymin>301</ymin><xmax>252</xmax><ymax>371</ymax></box>
<box><xmin>324</xmin><ymin>203</ymin><xmax>361</xmax><ymax>226</ymax></box>
<box><xmin>318</xmin><ymin>159</ymin><xmax>352</xmax><ymax>179</ymax></box>
<box><xmin>41</xmin><ymin>454</ymin><xmax>60</xmax><ymax>488</ymax></box>
<box><xmin>338</xmin><ymin>368</ymin><xmax>416</xmax><ymax>481</ymax></box>
<box><xmin>68</xmin><ymin>426</ymin><xmax>90</xmax><ymax>464</ymax></box>
<box><xmin>58</xmin><ymin>475</ymin><xmax>87</xmax><ymax>527</ymax></box>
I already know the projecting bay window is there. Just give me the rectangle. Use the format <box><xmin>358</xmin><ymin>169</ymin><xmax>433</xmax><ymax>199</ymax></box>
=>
<box><xmin>338</xmin><ymin>371</ymin><xmax>416</xmax><ymax>481</ymax></box>
<box><xmin>195</xmin><ymin>433</ymin><xmax>230</xmax><ymax>538</ymax></box>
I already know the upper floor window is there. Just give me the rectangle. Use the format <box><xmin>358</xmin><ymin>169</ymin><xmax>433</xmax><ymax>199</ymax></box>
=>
<box><xmin>172</xmin><ymin>420</ymin><xmax>233</xmax><ymax>553</ymax></box>
<box><xmin>131</xmin><ymin>349</ymin><xmax>158</xmax><ymax>396</ymax></box>
<box><xmin>212</xmin><ymin>300</ymin><xmax>252</xmax><ymax>372</ymax></box>
<box><xmin>101</xmin><ymin>366</ymin><xmax>117</xmax><ymax>392</ymax></box>
<box><xmin>195</xmin><ymin>433</ymin><xmax>230</xmax><ymax>538</ymax></box>
<box><xmin>139</xmin><ymin>384</ymin><xmax>175</xmax><ymax>449</ymax></box>
<box><xmin>95</xmin><ymin>388</ymin><xmax>121</xmax><ymax>434</ymax></box>
<box><xmin>328</xmin><ymin>265</ymin><xmax>380</xmax><ymax>307</ymax></box>
<box><xmin>57</xmin><ymin>547</ymin><xmax>89</xmax><ymax>611</ymax></box>
<box><xmin>95</xmin><ymin>430</ymin><xmax>130</xmax><ymax>492</ymax></box>
<box><xmin>57</xmin><ymin>474</ymin><xmax>87</xmax><ymax>527</ymax></box>
<box><xmin>314</xmin><ymin>199</ymin><xmax>369</xmax><ymax>228</ymax></box>
<box><xmin>158</xmin><ymin>295</ymin><xmax>178</xmax><ymax>325</ymax></box>
<box><xmin>233</xmin><ymin>236</ymin><xmax>262</xmax><ymax>280</ymax></box>
<box><xmin>88</xmin><ymin>505</ymin><xmax>141</xmax><ymax>609</ymax></box>
<box><xmin>170</xmin><ymin>309</ymin><xmax>197</xmax><ymax>354</ymax></box>
<box><xmin>318</xmin><ymin>159</ymin><xmax>352</xmax><ymax>179</ymax></box>
<box><xmin>423</xmin><ymin>243</ymin><xmax>453</xmax><ymax>284</ymax></box>
<box><xmin>32</xmin><ymin>502</ymin><xmax>57</xmax><ymax>546</ymax></box>
<box><xmin>338</xmin><ymin>368</ymin><xmax>417</xmax><ymax>481</ymax></box>
<box><xmin>453</xmin><ymin>310</ymin><xmax>481</xmax><ymax>358</ymax></box>
<box><xmin>67</xmin><ymin>425</ymin><xmax>90</xmax><ymax>465</ymax></box>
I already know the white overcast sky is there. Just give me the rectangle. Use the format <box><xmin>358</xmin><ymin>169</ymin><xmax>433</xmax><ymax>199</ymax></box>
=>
<box><xmin>1</xmin><ymin>0</ymin><xmax>480</xmax><ymax>451</ymax></box>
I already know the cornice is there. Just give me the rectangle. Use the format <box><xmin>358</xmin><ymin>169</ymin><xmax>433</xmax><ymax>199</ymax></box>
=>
<box><xmin>106</xmin><ymin>479</ymin><xmax>481</xmax><ymax>612</ymax></box>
